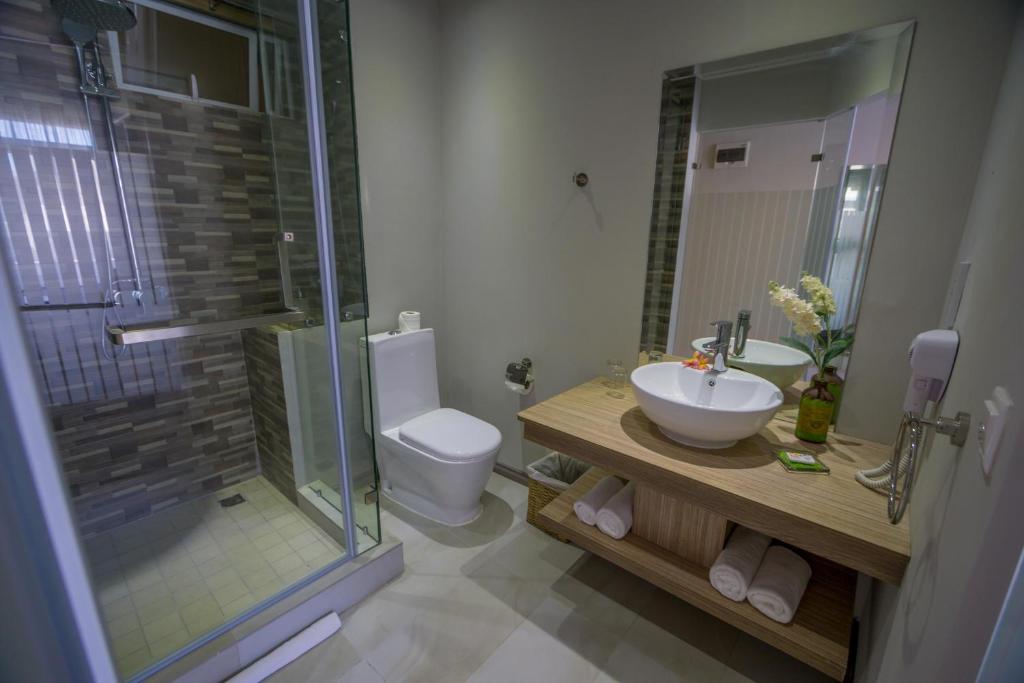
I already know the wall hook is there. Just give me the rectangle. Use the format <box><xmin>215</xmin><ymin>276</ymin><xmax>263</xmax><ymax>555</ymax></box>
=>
<box><xmin>572</xmin><ymin>172</ymin><xmax>589</xmax><ymax>188</ymax></box>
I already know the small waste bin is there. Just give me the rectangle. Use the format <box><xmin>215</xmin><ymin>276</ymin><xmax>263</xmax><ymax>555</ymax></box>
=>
<box><xmin>526</xmin><ymin>452</ymin><xmax>589</xmax><ymax>541</ymax></box>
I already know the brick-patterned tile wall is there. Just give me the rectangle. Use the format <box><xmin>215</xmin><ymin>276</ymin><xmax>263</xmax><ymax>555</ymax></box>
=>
<box><xmin>241</xmin><ymin>325</ymin><xmax>297</xmax><ymax>503</ymax></box>
<box><xmin>639</xmin><ymin>73</ymin><xmax>695</xmax><ymax>354</ymax></box>
<box><xmin>0</xmin><ymin>0</ymin><xmax>295</xmax><ymax>534</ymax></box>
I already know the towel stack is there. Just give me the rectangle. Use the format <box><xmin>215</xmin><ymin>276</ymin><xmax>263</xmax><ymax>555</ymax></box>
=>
<box><xmin>572</xmin><ymin>476</ymin><xmax>635</xmax><ymax>540</ymax></box>
<box><xmin>708</xmin><ymin>527</ymin><xmax>812</xmax><ymax>624</ymax></box>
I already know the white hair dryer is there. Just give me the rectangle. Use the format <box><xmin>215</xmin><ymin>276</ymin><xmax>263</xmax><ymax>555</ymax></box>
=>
<box><xmin>903</xmin><ymin>329</ymin><xmax>959</xmax><ymax>416</ymax></box>
<box><xmin>858</xmin><ymin>328</ymin><xmax>968</xmax><ymax>524</ymax></box>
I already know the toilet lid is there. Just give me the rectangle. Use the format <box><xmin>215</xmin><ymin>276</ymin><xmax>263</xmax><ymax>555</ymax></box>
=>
<box><xmin>399</xmin><ymin>408</ymin><xmax>502</xmax><ymax>462</ymax></box>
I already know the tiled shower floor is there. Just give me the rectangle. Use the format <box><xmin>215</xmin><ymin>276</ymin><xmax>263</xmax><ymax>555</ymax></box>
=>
<box><xmin>83</xmin><ymin>476</ymin><xmax>345</xmax><ymax>679</ymax></box>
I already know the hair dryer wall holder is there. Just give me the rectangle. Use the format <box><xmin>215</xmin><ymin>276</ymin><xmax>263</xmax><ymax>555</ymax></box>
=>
<box><xmin>885</xmin><ymin>409</ymin><xmax>971</xmax><ymax>525</ymax></box>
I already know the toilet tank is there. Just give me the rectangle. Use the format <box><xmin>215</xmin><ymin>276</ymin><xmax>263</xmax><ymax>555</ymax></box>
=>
<box><xmin>364</xmin><ymin>328</ymin><xmax>441</xmax><ymax>433</ymax></box>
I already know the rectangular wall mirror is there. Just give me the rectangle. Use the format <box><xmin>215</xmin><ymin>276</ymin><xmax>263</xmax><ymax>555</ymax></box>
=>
<box><xmin>639</xmin><ymin>21</ymin><xmax>914</xmax><ymax>363</ymax></box>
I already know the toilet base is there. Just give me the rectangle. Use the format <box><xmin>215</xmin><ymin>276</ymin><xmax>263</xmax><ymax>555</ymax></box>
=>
<box><xmin>381</xmin><ymin>484</ymin><xmax>484</xmax><ymax>527</ymax></box>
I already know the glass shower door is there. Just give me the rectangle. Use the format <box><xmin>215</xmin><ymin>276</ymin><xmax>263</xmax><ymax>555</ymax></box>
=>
<box><xmin>259</xmin><ymin>0</ymin><xmax>380</xmax><ymax>555</ymax></box>
<box><xmin>0</xmin><ymin>0</ymin><xmax>377</xmax><ymax>678</ymax></box>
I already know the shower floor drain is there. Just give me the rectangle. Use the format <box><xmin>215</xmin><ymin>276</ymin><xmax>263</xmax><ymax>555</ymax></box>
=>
<box><xmin>219</xmin><ymin>493</ymin><xmax>246</xmax><ymax>508</ymax></box>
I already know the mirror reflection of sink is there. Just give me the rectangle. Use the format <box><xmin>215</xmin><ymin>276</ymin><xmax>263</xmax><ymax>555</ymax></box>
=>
<box><xmin>631</xmin><ymin>362</ymin><xmax>784</xmax><ymax>449</ymax></box>
<box><xmin>691</xmin><ymin>337</ymin><xmax>812</xmax><ymax>391</ymax></box>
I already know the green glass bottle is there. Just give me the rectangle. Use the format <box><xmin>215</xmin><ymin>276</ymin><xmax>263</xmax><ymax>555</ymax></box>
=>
<box><xmin>822</xmin><ymin>365</ymin><xmax>845</xmax><ymax>425</ymax></box>
<box><xmin>795</xmin><ymin>377</ymin><xmax>834</xmax><ymax>443</ymax></box>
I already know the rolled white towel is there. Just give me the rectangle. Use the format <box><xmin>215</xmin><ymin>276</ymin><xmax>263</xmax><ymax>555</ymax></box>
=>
<box><xmin>746</xmin><ymin>545</ymin><xmax>812</xmax><ymax>624</ymax></box>
<box><xmin>573</xmin><ymin>476</ymin><xmax>623</xmax><ymax>526</ymax></box>
<box><xmin>708</xmin><ymin>526</ymin><xmax>771</xmax><ymax>602</ymax></box>
<box><xmin>595</xmin><ymin>482</ymin><xmax>635</xmax><ymax>539</ymax></box>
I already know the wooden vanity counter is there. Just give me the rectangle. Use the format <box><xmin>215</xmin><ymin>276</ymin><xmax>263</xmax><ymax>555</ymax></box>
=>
<box><xmin>518</xmin><ymin>377</ymin><xmax>910</xmax><ymax>585</ymax></box>
<box><xmin>519</xmin><ymin>376</ymin><xmax>911</xmax><ymax>680</ymax></box>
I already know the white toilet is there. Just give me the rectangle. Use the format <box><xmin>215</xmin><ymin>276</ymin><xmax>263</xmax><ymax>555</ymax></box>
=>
<box><xmin>360</xmin><ymin>328</ymin><xmax>502</xmax><ymax>526</ymax></box>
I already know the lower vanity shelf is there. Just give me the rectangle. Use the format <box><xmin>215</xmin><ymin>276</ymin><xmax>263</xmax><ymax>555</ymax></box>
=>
<box><xmin>539</xmin><ymin>468</ymin><xmax>857</xmax><ymax>682</ymax></box>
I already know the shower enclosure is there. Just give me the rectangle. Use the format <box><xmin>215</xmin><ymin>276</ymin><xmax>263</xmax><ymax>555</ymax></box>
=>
<box><xmin>0</xmin><ymin>0</ymin><xmax>378</xmax><ymax>679</ymax></box>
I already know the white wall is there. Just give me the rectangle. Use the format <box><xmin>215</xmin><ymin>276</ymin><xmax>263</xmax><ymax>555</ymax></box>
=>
<box><xmin>861</xmin><ymin>10</ymin><xmax>1024</xmax><ymax>680</ymax></box>
<box><xmin>349</xmin><ymin>0</ymin><xmax>443</xmax><ymax>339</ymax></box>
<box><xmin>436</xmin><ymin>0</ymin><xmax>1017</xmax><ymax>471</ymax></box>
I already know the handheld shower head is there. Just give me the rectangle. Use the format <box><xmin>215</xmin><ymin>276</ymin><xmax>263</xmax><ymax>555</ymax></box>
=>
<box><xmin>53</xmin><ymin>0</ymin><xmax>137</xmax><ymax>32</ymax></box>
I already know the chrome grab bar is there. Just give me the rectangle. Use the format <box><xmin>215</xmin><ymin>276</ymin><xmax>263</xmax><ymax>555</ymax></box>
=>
<box><xmin>107</xmin><ymin>309</ymin><xmax>305</xmax><ymax>346</ymax></box>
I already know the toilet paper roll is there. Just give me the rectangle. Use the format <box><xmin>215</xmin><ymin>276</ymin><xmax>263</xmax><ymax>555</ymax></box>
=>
<box><xmin>505</xmin><ymin>379</ymin><xmax>533</xmax><ymax>396</ymax></box>
<box><xmin>399</xmin><ymin>311</ymin><xmax>421</xmax><ymax>332</ymax></box>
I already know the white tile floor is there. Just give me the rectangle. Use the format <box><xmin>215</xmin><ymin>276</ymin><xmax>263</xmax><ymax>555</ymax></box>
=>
<box><xmin>269</xmin><ymin>473</ymin><xmax>832</xmax><ymax>683</ymax></box>
<box><xmin>83</xmin><ymin>476</ymin><xmax>347</xmax><ymax>679</ymax></box>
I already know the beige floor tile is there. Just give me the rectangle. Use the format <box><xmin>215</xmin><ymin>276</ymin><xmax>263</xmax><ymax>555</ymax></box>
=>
<box><xmin>261</xmin><ymin>505</ymin><xmax>292</xmax><ymax>522</ymax></box>
<box><xmin>250</xmin><ymin>579</ymin><xmax>286</xmax><ymax>602</ymax></box>
<box><xmin>271</xmin><ymin>553</ymin><xmax>305</xmax><ymax>575</ymax></box>
<box><xmin>244</xmin><ymin>522</ymin><xmax>276</xmax><ymax>541</ymax></box>
<box><xmin>106</xmin><ymin>611</ymin><xmax>142</xmax><ymax>638</ymax></box>
<box><xmin>116</xmin><ymin>645</ymin><xmax>154</xmax><ymax>678</ymax></box>
<box><xmin>253</xmin><ymin>531</ymin><xmax>287</xmax><ymax>552</ymax></box>
<box><xmin>142</xmin><ymin>612</ymin><xmax>185</xmax><ymax>644</ymax></box>
<box><xmin>465</xmin><ymin>617</ymin><xmax>599</xmax><ymax>683</ymax></box>
<box><xmin>101</xmin><ymin>594</ymin><xmax>136</xmax><ymax>621</ymax></box>
<box><xmin>523</xmin><ymin>594</ymin><xmax>630</xmax><ymax>671</ymax></box>
<box><xmin>336</xmin><ymin>660</ymin><xmax>386</xmax><ymax>683</ymax></box>
<box><xmin>240</xmin><ymin>566</ymin><xmax>278</xmax><ymax>590</ymax></box>
<box><xmin>196</xmin><ymin>553</ymin><xmax>232</xmax><ymax>578</ymax></box>
<box><xmin>220</xmin><ymin>532</ymin><xmax>254</xmax><ymax>552</ymax></box>
<box><xmin>97</xmin><ymin>576</ymin><xmax>131</xmax><ymax>605</ymax></box>
<box><xmin>278</xmin><ymin>566</ymin><xmax>314</xmax><ymax>586</ymax></box>
<box><xmin>149</xmin><ymin>628</ymin><xmax>192</xmax><ymax>660</ymax></box>
<box><xmin>180</xmin><ymin>597</ymin><xmax>225</xmax><ymax>636</ymax></box>
<box><xmin>189</xmin><ymin>543</ymin><xmax>223</xmax><ymax>564</ymax></box>
<box><xmin>164</xmin><ymin>565</ymin><xmax>202</xmax><ymax>592</ymax></box>
<box><xmin>137</xmin><ymin>595</ymin><xmax>179</xmax><ymax>626</ymax></box>
<box><xmin>111</xmin><ymin>628</ymin><xmax>147</xmax><ymax>659</ymax></box>
<box><xmin>269</xmin><ymin>512</ymin><xmax>302</xmax><ymax>530</ymax></box>
<box><xmin>158</xmin><ymin>554</ymin><xmax>197</xmax><ymax>580</ymax></box>
<box><xmin>286</xmin><ymin>529</ymin><xmax>319</xmax><ymax>551</ymax></box>
<box><xmin>221</xmin><ymin>592</ymin><xmax>258</xmax><ymax>618</ymax></box>
<box><xmin>211</xmin><ymin>580</ymin><xmax>250</xmax><ymax>608</ymax></box>
<box><xmin>131</xmin><ymin>581</ymin><xmax>172</xmax><ymax>610</ymax></box>
<box><xmin>297</xmin><ymin>540</ymin><xmax>328</xmax><ymax>562</ymax></box>
<box><xmin>280</xmin><ymin>518</ymin><xmax>312</xmax><ymax>536</ymax></box>
<box><xmin>261</xmin><ymin>540</ymin><xmax>296</xmax><ymax>563</ymax></box>
<box><xmin>125</xmin><ymin>566</ymin><xmax>165</xmax><ymax>592</ymax></box>
<box><xmin>171</xmin><ymin>580</ymin><xmax>213</xmax><ymax>609</ymax></box>
<box><xmin>361</xmin><ymin>573</ymin><xmax>523</xmax><ymax>683</ymax></box>
<box><xmin>593</xmin><ymin>615</ymin><xmax>728</xmax><ymax>683</ymax></box>
<box><xmin>204</xmin><ymin>567</ymin><xmax>241</xmax><ymax>591</ymax></box>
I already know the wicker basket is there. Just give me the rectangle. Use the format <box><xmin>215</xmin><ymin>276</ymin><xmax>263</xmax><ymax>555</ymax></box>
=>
<box><xmin>526</xmin><ymin>477</ymin><xmax>571</xmax><ymax>542</ymax></box>
<box><xmin>525</xmin><ymin>452</ymin><xmax>588</xmax><ymax>542</ymax></box>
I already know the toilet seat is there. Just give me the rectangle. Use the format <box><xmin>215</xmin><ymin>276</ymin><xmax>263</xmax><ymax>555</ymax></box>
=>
<box><xmin>399</xmin><ymin>408</ymin><xmax>502</xmax><ymax>463</ymax></box>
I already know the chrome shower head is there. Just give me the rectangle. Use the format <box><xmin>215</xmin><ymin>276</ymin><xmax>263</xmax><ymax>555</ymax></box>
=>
<box><xmin>53</xmin><ymin>0</ymin><xmax>137</xmax><ymax>32</ymax></box>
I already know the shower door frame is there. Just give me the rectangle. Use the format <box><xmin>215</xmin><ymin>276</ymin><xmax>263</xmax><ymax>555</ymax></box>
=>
<box><xmin>296</xmin><ymin>0</ymin><xmax>360</xmax><ymax>563</ymax></box>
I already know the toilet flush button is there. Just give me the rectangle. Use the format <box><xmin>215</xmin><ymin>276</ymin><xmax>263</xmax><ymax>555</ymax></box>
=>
<box><xmin>979</xmin><ymin>386</ymin><xmax>1013</xmax><ymax>476</ymax></box>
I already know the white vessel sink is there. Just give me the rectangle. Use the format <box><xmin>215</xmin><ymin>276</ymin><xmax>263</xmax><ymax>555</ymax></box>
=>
<box><xmin>631</xmin><ymin>362</ymin><xmax>783</xmax><ymax>449</ymax></box>
<box><xmin>691</xmin><ymin>337</ymin><xmax>812</xmax><ymax>391</ymax></box>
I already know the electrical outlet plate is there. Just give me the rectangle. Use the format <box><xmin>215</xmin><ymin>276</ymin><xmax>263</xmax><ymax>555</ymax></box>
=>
<box><xmin>979</xmin><ymin>386</ymin><xmax>1013</xmax><ymax>476</ymax></box>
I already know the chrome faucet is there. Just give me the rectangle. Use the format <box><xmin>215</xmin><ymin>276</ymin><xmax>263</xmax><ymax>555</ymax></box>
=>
<box><xmin>702</xmin><ymin>321</ymin><xmax>733</xmax><ymax>372</ymax></box>
<box><xmin>734</xmin><ymin>309</ymin><xmax>751</xmax><ymax>358</ymax></box>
